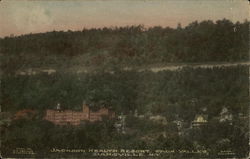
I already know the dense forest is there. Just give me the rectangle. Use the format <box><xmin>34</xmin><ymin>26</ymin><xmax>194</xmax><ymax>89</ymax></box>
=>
<box><xmin>1</xmin><ymin>66</ymin><xmax>249</xmax><ymax>158</ymax></box>
<box><xmin>0</xmin><ymin>19</ymin><xmax>249</xmax><ymax>74</ymax></box>
<box><xmin>1</xmin><ymin>66</ymin><xmax>248</xmax><ymax>117</ymax></box>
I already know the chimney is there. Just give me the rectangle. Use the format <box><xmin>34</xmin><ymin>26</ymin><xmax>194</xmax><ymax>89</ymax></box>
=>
<box><xmin>82</xmin><ymin>101</ymin><xmax>89</xmax><ymax>113</ymax></box>
<box><xmin>56</xmin><ymin>103</ymin><xmax>61</xmax><ymax>112</ymax></box>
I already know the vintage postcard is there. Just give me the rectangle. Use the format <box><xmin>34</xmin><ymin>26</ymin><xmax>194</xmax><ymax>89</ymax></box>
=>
<box><xmin>0</xmin><ymin>0</ymin><xmax>249</xmax><ymax>158</ymax></box>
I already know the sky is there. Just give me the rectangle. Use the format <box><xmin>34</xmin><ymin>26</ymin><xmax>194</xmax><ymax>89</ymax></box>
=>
<box><xmin>0</xmin><ymin>0</ymin><xmax>249</xmax><ymax>37</ymax></box>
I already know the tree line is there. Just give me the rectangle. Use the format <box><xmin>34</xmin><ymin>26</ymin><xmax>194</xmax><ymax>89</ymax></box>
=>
<box><xmin>0</xmin><ymin>19</ymin><xmax>249</xmax><ymax>74</ymax></box>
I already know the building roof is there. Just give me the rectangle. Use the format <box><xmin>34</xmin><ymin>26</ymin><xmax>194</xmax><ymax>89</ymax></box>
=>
<box><xmin>193</xmin><ymin>114</ymin><xmax>208</xmax><ymax>123</ymax></box>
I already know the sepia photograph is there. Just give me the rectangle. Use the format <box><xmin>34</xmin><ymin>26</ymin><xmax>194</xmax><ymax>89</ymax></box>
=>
<box><xmin>0</xmin><ymin>0</ymin><xmax>249</xmax><ymax>158</ymax></box>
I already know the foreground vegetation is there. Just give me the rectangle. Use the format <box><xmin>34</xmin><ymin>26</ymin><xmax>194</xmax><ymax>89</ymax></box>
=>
<box><xmin>1</xmin><ymin>66</ymin><xmax>248</xmax><ymax>158</ymax></box>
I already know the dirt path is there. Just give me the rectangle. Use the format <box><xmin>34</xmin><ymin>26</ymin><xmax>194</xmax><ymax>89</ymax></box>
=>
<box><xmin>16</xmin><ymin>61</ymin><xmax>250</xmax><ymax>75</ymax></box>
<box><xmin>140</xmin><ymin>61</ymin><xmax>250</xmax><ymax>72</ymax></box>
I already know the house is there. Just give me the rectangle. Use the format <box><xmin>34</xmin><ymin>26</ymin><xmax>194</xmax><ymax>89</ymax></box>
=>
<box><xmin>0</xmin><ymin>112</ymin><xmax>12</xmax><ymax>127</ymax></box>
<box><xmin>219</xmin><ymin>107</ymin><xmax>233</xmax><ymax>123</ymax></box>
<box><xmin>191</xmin><ymin>114</ymin><xmax>208</xmax><ymax>127</ymax></box>
<box><xmin>115</xmin><ymin>113</ymin><xmax>126</xmax><ymax>134</ymax></box>
<box><xmin>13</xmin><ymin>109</ymin><xmax>37</xmax><ymax>120</ymax></box>
<box><xmin>173</xmin><ymin>115</ymin><xmax>185</xmax><ymax>135</ymax></box>
<box><xmin>44</xmin><ymin>103</ymin><xmax>115</xmax><ymax>125</ymax></box>
<box><xmin>149</xmin><ymin>115</ymin><xmax>167</xmax><ymax>125</ymax></box>
<box><xmin>133</xmin><ymin>109</ymin><xmax>145</xmax><ymax>119</ymax></box>
<box><xmin>173</xmin><ymin>119</ymin><xmax>184</xmax><ymax>129</ymax></box>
